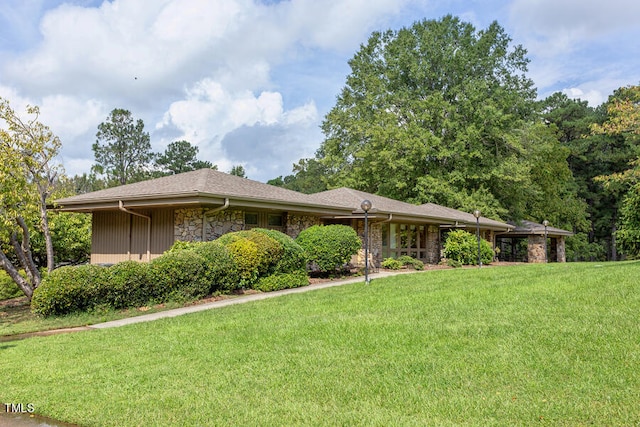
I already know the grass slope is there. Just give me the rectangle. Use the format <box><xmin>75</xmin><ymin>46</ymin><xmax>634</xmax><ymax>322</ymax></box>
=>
<box><xmin>1</xmin><ymin>262</ymin><xmax>639</xmax><ymax>426</ymax></box>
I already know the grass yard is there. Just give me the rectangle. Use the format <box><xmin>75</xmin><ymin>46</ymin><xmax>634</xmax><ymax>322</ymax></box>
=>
<box><xmin>1</xmin><ymin>262</ymin><xmax>639</xmax><ymax>426</ymax></box>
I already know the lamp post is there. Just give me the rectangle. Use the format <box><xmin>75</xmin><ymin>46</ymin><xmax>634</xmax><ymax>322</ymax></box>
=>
<box><xmin>543</xmin><ymin>220</ymin><xmax>549</xmax><ymax>263</ymax></box>
<box><xmin>361</xmin><ymin>199</ymin><xmax>372</xmax><ymax>285</ymax></box>
<box><xmin>473</xmin><ymin>210</ymin><xmax>482</xmax><ymax>268</ymax></box>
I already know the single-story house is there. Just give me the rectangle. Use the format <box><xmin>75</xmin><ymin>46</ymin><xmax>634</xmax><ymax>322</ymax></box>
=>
<box><xmin>54</xmin><ymin>168</ymin><xmax>569</xmax><ymax>265</ymax></box>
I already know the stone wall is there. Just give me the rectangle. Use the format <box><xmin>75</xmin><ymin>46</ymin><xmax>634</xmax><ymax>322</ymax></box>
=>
<box><xmin>285</xmin><ymin>214</ymin><xmax>321</xmax><ymax>239</ymax></box>
<box><xmin>353</xmin><ymin>221</ymin><xmax>382</xmax><ymax>267</ymax></box>
<box><xmin>205</xmin><ymin>209</ymin><xmax>244</xmax><ymax>240</ymax></box>
<box><xmin>174</xmin><ymin>208</ymin><xmax>204</xmax><ymax>242</ymax></box>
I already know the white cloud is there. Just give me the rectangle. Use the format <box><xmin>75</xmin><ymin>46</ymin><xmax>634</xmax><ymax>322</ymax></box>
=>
<box><xmin>1</xmin><ymin>0</ymin><xmax>638</xmax><ymax>181</ymax></box>
<box><xmin>509</xmin><ymin>0</ymin><xmax>640</xmax><ymax>56</ymax></box>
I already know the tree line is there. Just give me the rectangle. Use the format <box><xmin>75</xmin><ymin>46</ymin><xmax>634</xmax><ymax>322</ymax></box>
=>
<box><xmin>268</xmin><ymin>15</ymin><xmax>640</xmax><ymax>262</ymax></box>
<box><xmin>1</xmin><ymin>15</ymin><xmax>638</xmax><ymax>300</ymax></box>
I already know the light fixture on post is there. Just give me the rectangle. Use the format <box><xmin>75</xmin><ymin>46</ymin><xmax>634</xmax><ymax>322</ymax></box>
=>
<box><xmin>473</xmin><ymin>210</ymin><xmax>482</xmax><ymax>268</ymax></box>
<box><xmin>361</xmin><ymin>199</ymin><xmax>372</xmax><ymax>285</ymax></box>
<box><xmin>543</xmin><ymin>220</ymin><xmax>549</xmax><ymax>263</ymax></box>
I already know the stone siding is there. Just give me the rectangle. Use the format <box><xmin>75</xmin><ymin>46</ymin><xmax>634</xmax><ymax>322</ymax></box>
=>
<box><xmin>205</xmin><ymin>209</ymin><xmax>244</xmax><ymax>240</ymax></box>
<box><xmin>556</xmin><ymin>237</ymin><xmax>566</xmax><ymax>262</ymax></box>
<box><xmin>528</xmin><ymin>235</ymin><xmax>546</xmax><ymax>263</ymax></box>
<box><xmin>425</xmin><ymin>225</ymin><xmax>440</xmax><ymax>264</ymax></box>
<box><xmin>174</xmin><ymin>208</ymin><xmax>204</xmax><ymax>242</ymax></box>
<box><xmin>285</xmin><ymin>214</ymin><xmax>321</xmax><ymax>239</ymax></box>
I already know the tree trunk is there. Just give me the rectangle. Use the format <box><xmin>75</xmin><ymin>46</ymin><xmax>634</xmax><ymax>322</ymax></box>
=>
<box><xmin>0</xmin><ymin>251</ymin><xmax>33</xmax><ymax>300</ymax></box>
<box><xmin>39</xmin><ymin>191</ymin><xmax>55</xmax><ymax>273</ymax></box>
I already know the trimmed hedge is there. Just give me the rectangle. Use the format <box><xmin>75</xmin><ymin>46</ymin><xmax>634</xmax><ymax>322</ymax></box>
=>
<box><xmin>397</xmin><ymin>255</ymin><xmax>424</xmax><ymax>270</ymax></box>
<box><xmin>105</xmin><ymin>261</ymin><xmax>152</xmax><ymax>309</ymax></box>
<box><xmin>254</xmin><ymin>271</ymin><xmax>309</xmax><ymax>292</ymax></box>
<box><xmin>31</xmin><ymin>264</ymin><xmax>108</xmax><ymax>316</ymax></box>
<box><xmin>443</xmin><ymin>229</ymin><xmax>494</xmax><ymax>266</ymax></box>
<box><xmin>32</xmin><ymin>229</ymin><xmax>310</xmax><ymax>316</ymax></box>
<box><xmin>381</xmin><ymin>256</ymin><xmax>425</xmax><ymax>270</ymax></box>
<box><xmin>252</xmin><ymin>228</ymin><xmax>308</xmax><ymax>275</ymax></box>
<box><xmin>295</xmin><ymin>225</ymin><xmax>361</xmax><ymax>273</ymax></box>
<box><xmin>217</xmin><ymin>230</ymin><xmax>283</xmax><ymax>286</ymax></box>
<box><xmin>190</xmin><ymin>241</ymin><xmax>240</xmax><ymax>291</ymax></box>
<box><xmin>148</xmin><ymin>250</ymin><xmax>211</xmax><ymax>301</ymax></box>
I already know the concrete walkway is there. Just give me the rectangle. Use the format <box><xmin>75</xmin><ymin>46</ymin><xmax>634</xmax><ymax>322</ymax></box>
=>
<box><xmin>90</xmin><ymin>269</ymin><xmax>413</xmax><ymax>329</ymax></box>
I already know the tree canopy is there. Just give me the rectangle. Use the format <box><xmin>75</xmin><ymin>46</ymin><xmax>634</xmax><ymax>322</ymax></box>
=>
<box><xmin>92</xmin><ymin>108</ymin><xmax>153</xmax><ymax>186</ymax></box>
<box><xmin>155</xmin><ymin>140</ymin><xmax>215</xmax><ymax>175</ymax></box>
<box><xmin>0</xmin><ymin>98</ymin><xmax>62</xmax><ymax>299</ymax></box>
<box><xmin>316</xmin><ymin>15</ymin><xmax>565</xmax><ymax>220</ymax></box>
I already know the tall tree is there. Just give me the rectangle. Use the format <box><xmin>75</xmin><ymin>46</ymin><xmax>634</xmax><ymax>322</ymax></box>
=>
<box><xmin>541</xmin><ymin>92</ymin><xmax>611</xmax><ymax>259</ymax></box>
<box><xmin>591</xmin><ymin>85</ymin><xmax>640</xmax><ymax>257</ymax></box>
<box><xmin>155</xmin><ymin>140</ymin><xmax>214</xmax><ymax>175</ymax></box>
<box><xmin>0</xmin><ymin>98</ymin><xmax>61</xmax><ymax>299</ymax></box>
<box><xmin>93</xmin><ymin>108</ymin><xmax>153</xmax><ymax>186</ymax></box>
<box><xmin>317</xmin><ymin>16</ymin><xmax>537</xmax><ymax>219</ymax></box>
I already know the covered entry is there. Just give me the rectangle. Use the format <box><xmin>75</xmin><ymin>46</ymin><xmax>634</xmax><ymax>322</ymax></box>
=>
<box><xmin>496</xmin><ymin>220</ymin><xmax>573</xmax><ymax>263</ymax></box>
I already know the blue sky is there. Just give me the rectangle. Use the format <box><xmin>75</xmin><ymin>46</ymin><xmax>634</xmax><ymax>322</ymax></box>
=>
<box><xmin>1</xmin><ymin>0</ymin><xmax>639</xmax><ymax>182</ymax></box>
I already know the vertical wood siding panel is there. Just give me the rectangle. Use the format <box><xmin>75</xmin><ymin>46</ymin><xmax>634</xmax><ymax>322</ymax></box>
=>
<box><xmin>91</xmin><ymin>211</ymin><xmax>130</xmax><ymax>264</ymax></box>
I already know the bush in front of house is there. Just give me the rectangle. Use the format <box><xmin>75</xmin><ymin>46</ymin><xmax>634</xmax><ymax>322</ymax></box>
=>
<box><xmin>295</xmin><ymin>225</ymin><xmax>361</xmax><ymax>273</ymax></box>
<box><xmin>105</xmin><ymin>261</ymin><xmax>152</xmax><ymax>309</ymax></box>
<box><xmin>381</xmin><ymin>258</ymin><xmax>403</xmax><ymax>270</ymax></box>
<box><xmin>251</xmin><ymin>228</ymin><xmax>308</xmax><ymax>275</ymax></box>
<box><xmin>216</xmin><ymin>229</ymin><xmax>309</xmax><ymax>290</ymax></box>
<box><xmin>254</xmin><ymin>270</ymin><xmax>309</xmax><ymax>292</ymax></box>
<box><xmin>148</xmin><ymin>250</ymin><xmax>211</xmax><ymax>301</ymax></box>
<box><xmin>396</xmin><ymin>255</ymin><xmax>425</xmax><ymax>270</ymax></box>
<box><xmin>190</xmin><ymin>241</ymin><xmax>240</xmax><ymax>292</ymax></box>
<box><xmin>31</xmin><ymin>264</ymin><xmax>109</xmax><ymax>316</ymax></box>
<box><xmin>443</xmin><ymin>229</ymin><xmax>494</xmax><ymax>266</ymax></box>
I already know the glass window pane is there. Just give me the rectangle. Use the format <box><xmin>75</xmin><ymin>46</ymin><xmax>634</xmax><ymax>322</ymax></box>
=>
<box><xmin>268</xmin><ymin>214</ymin><xmax>283</xmax><ymax>226</ymax></box>
<box><xmin>245</xmin><ymin>212</ymin><xmax>258</xmax><ymax>225</ymax></box>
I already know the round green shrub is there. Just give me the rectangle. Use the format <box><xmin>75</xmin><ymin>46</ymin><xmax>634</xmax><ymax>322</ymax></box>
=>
<box><xmin>381</xmin><ymin>258</ymin><xmax>403</xmax><ymax>270</ymax></box>
<box><xmin>295</xmin><ymin>225</ymin><xmax>361</xmax><ymax>273</ymax></box>
<box><xmin>190</xmin><ymin>241</ymin><xmax>240</xmax><ymax>292</ymax></box>
<box><xmin>443</xmin><ymin>229</ymin><xmax>493</xmax><ymax>266</ymax></box>
<box><xmin>149</xmin><ymin>250</ymin><xmax>210</xmax><ymax>301</ymax></box>
<box><xmin>217</xmin><ymin>230</ymin><xmax>284</xmax><ymax>287</ymax></box>
<box><xmin>254</xmin><ymin>271</ymin><xmax>309</xmax><ymax>292</ymax></box>
<box><xmin>106</xmin><ymin>261</ymin><xmax>152</xmax><ymax>309</ymax></box>
<box><xmin>31</xmin><ymin>264</ymin><xmax>108</xmax><ymax>316</ymax></box>
<box><xmin>251</xmin><ymin>228</ymin><xmax>308</xmax><ymax>274</ymax></box>
<box><xmin>396</xmin><ymin>255</ymin><xmax>425</xmax><ymax>270</ymax></box>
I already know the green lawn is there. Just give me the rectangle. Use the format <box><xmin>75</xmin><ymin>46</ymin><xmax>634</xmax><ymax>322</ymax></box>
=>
<box><xmin>1</xmin><ymin>262</ymin><xmax>639</xmax><ymax>426</ymax></box>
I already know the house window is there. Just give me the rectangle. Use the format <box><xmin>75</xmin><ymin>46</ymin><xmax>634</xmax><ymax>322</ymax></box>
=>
<box><xmin>382</xmin><ymin>223</ymin><xmax>428</xmax><ymax>260</ymax></box>
<box><xmin>244</xmin><ymin>211</ymin><xmax>284</xmax><ymax>231</ymax></box>
<box><xmin>245</xmin><ymin>212</ymin><xmax>259</xmax><ymax>227</ymax></box>
<box><xmin>268</xmin><ymin>214</ymin><xmax>283</xmax><ymax>227</ymax></box>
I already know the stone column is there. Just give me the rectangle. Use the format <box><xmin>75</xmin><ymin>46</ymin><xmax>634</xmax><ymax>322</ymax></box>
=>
<box><xmin>528</xmin><ymin>235</ymin><xmax>545</xmax><ymax>263</ymax></box>
<box><xmin>425</xmin><ymin>225</ymin><xmax>440</xmax><ymax>265</ymax></box>
<box><xmin>557</xmin><ymin>236</ymin><xmax>567</xmax><ymax>262</ymax></box>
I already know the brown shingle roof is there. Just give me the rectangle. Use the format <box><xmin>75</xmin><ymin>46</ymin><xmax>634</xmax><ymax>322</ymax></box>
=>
<box><xmin>308</xmin><ymin>188</ymin><xmax>513</xmax><ymax>230</ymax></box>
<box><xmin>55</xmin><ymin>169</ymin><xmax>352</xmax><ymax>212</ymax></box>
<box><xmin>54</xmin><ymin>170</ymin><xmax>513</xmax><ymax>230</ymax></box>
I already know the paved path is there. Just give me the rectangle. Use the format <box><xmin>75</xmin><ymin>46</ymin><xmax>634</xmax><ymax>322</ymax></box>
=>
<box><xmin>1</xmin><ymin>270</ymin><xmax>420</xmax><ymax>344</ymax></box>
<box><xmin>90</xmin><ymin>269</ymin><xmax>413</xmax><ymax>329</ymax></box>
